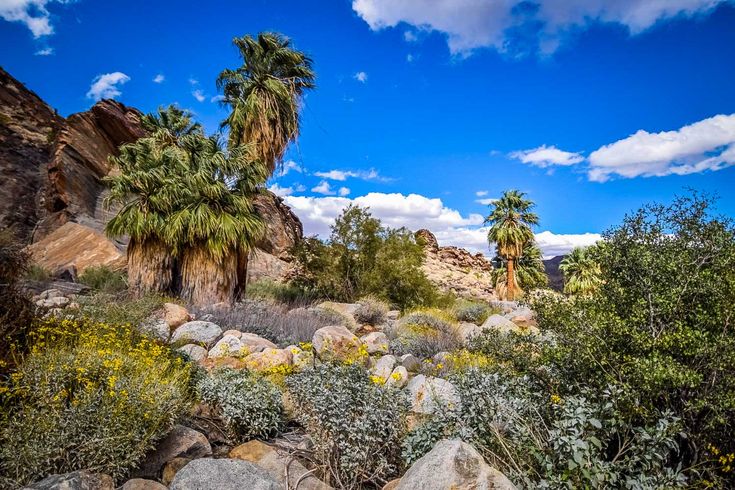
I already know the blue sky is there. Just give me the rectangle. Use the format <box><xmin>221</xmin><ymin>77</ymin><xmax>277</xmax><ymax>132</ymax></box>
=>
<box><xmin>3</xmin><ymin>0</ymin><xmax>735</xmax><ymax>256</ymax></box>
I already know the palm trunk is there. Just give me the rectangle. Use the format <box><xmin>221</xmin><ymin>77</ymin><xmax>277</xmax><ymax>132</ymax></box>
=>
<box><xmin>234</xmin><ymin>248</ymin><xmax>249</xmax><ymax>300</ymax></box>
<box><xmin>180</xmin><ymin>244</ymin><xmax>237</xmax><ymax>307</ymax></box>
<box><xmin>127</xmin><ymin>237</ymin><xmax>174</xmax><ymax>296</ymax></box>
<box><xmin>506</xmin><ymin>257</ymin><xmax>517</xmax><ymax>301</ymax></box>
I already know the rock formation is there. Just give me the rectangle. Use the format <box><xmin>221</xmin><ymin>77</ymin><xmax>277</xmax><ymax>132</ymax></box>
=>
<box><xmin>416</xmin><ymin>229</ymin><xmax>496</xmax><ymax>301</ymax></box>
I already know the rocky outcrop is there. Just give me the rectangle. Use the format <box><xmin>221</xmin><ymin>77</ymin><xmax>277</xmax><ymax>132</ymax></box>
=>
<box><xmin>0</xmin><ymin>66</ymin><xmax>62</xmax><ymax>241</ymax></box>
<box><xmin>416</xmin><ymin>229</ymin><xmax>496</xmax><ymax>301</ymax></box>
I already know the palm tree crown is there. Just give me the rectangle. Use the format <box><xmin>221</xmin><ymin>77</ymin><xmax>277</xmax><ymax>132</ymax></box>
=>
<box><xmin>560</xmin><ymin>245</ymin><xmax>603</xmax><ymax>296</ymax></box>
<box><xmin>486</xmin><ymin>190</ymin><xmax>539</xmax><ymax>259</ymax></box>
<box><xmin>217</xmin><ymin>32</ymin><xmax>316</xmax><ymax>175</ymax></box>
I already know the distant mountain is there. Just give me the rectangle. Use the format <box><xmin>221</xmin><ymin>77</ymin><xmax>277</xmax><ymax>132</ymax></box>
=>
<box><xmin>544</xmin><ymin>255</ymin><xmax>565</xmax><ymax>291</ymax></box>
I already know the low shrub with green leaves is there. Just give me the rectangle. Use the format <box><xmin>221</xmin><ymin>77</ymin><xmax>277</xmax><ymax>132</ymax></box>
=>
<box><xmin>196</xmin><ymin>367</ymin><xmax>283</xmax><ymax>442</ymax></box>
<box><xmin>389</xmin><ymin>308</ymin><xmax>463</xmax><ymax>359</ymax></box>
<box><xmin>68</xmin><ymin>292</ymin><xmax>170</xmax><ymax>327</ymax></box>
<box><xmin>286</xmin><ymin>364</ymin><xmax>408</xmax><ymax>488</ymax></box>
<box><xmin>0</xmin><ymin>318</ymin><xmax>193</xmax><ymax>487</ymax></box>
<box><xmin>77</xmin><ymin>265</ymin><xmax>127</xmax><ymax>293</ymax></box>
<box><xmin>451</xmin><ymin>300</ymin><xmax>492</xmax><ymax>325</ymax></box>
<box><xmin>354</xmin><ymin>296</ymin><xmax>389</xmax><ymax>325</ymax></box>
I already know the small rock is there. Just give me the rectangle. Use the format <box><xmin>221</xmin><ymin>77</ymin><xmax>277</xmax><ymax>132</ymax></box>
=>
<box><xmin>163</xmin><ymin>303</ymin><xmax>191</xmax><ymax>329</ymax></box>
<box><xmin>361</xmin><ymin>331</ymin><xmax>390</xmax><ymax>355</ymax></box>
<box><xmin>134</xmin><ymin>425</ymin><xmax>212</xmax><ymax>479</ymax></box>
<box><xmin>170</xmin><ymin>321</ymin><xmax>222</xmax><ymax>347</ymax></box>
<box><xmin>289</xmin><ymin>345</ymin><xmax>313</xmax><ymax>371</ymax></box>
<box><xmin>23</xmin><ymin>470</ymin><xmax>113</xmax><ymax>490</ymax></box>
<box><xmin>121</xmin><ymin>478</ymin><xmax>168</xmax><ymax>490</ymax></box>
<box><xmin>244</xmin><ymin>348</ymin><xmax>293</xmax><ymax>372</ymax></box>
<box><xmin>386</xmin><ymin>310</ymin><xmax>400</xmax><ymax>321</ymax></box>
<box><xmin>395</xmin><ymin>439</ymin><xmax>516</xmax><ymax>490</ymax></box>
<box><xmin>239</xmin><ymin>332</ymin><xmax>278</xmax><ymax>353</ymax></box>
<box><xmin>313</xmin><ymin>325</ymin><xmax>365</xmax><ymax>363</ymax></box>
<box><xmin>37</xmin><ymin>288</ymin><xmax>63</xmax><ymax>300</ymax></box>
<box><xmin>385</xmin><ymin>366</ymin><xmax>409</xmax><ymax>388</ymax></box>
<box><xmin>177</xmin><ymin>344</ymin><xmax>207</xmax><ymax>362</ymax></box>
<box><xmin>169</xmin><ymin>458</ymin><xmax>281</xmax><ymax>490</ymax></box>
<box><xmin>399</xmin><ymin>354</ymin><xmax>421</xmax><ymax>372</ymax></box>
<box><xmin>140</xmin><ymin>319</ymin><xmax>171</xmax><ymax>342</ymax></box>
<box><xmin>222</xmin><ymin>329</ymin><xmax>243</xmax><ymax>338</ymax></box>
<box><xmin>406</xmin><ymin>375</ymin><xmax>460</xmax><ymax>414</ymax></box>
<box><xmin>457</xmin><ymin>322</ymin><xmax>482</xmax><ymax>342</ymax></box>
<box><xmin>208</xmin><ymin>334</ymin><xmax>248</xmax><ymax>358</ymax></box>
<box><xmin>162</xmin><ymin>457</ymin><xmax>191</xmax><ymax>487</ymax></box>
<box><xmin>383</xmin><ymin>479</ymin><xmax>401</xmax><ymax>490</ymax></box>
<box><xmin>37</xmin><ymin>296</ymin><xmax>70</xmax><ymax>309</ymax></box>
<box><xmin>372</xmin><ymin>355</ymin><xmax>397</xmax><ymax>380</ymax></box>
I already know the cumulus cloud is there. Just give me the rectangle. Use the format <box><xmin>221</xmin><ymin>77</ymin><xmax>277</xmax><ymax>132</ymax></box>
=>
<box><xmin>284</xmin><ymin>191</ymin><xmax>599</xmax><ymax>257</ymax></box>
<box><xmin>352</xmin><ymin>0</ymin><xmax>728</xmax><ymax>56</ymax></box>
<box><xmin>511</xmin><ymin>144</ymin><xmax>584</xmax><ymax>168</ymax></box>
<box><xmin>338</xmin><ymin>187</ymin><xmax>351</xmax><ymax>197</ymax></box>
<box><xmin>280</xmin><ymin>160</ymin><xmax>304</xmax><ymax>177</ymax></box>
<box><xmin>313</xmin><ymin>168</ymin><xmax>388</xmax><ymax>182</ymax></box>
<box><xmin>86</xmin><ymin>72</ymin><xmax>130</xmax><ymax>101</ymax></box>
<box><xmin>35</xmin><ymin>47</ymin><xmax>53</xmax><ymax>55</ymax></box>
<box><xmin>153</xmin><ymin>74</ymin><xmax>165</xmax><ymax>83</ymax></box>
<box><xmin>475</xmin><ymin>190</ymin><xmax>488</xmax><ymax>197</ymax></box>
<box><xmin>192</xmin><ymin>89</ymin><xmax>206</xmax><ymax>102</ymax></box>
<box><xmin>312</xmin><ymin>181</ymin><xmax>336</xmax><ymax>195</ymax></box>
<box><xmin>0</xmin><ymin>0</ymin><xmax>73</xmax><ymax>38</ymax></box>
<box><xmin>210</xmin><ymin>94</ymin><xmax>225</xmax><ymax>103</ymax></box>
<box><xmin>475</xmin><ymin>198</ymin><xmax>497</xmax><ymax>206</ymax></box>
<box><xmin>354</xmin><ymin>71</ymin><xmax>368</xmax><ymax>83</ymax></box>
<box><xmin>587</xmin><ymin>113</ymin><xmax>735</xmax><ymax>182</ymax></box>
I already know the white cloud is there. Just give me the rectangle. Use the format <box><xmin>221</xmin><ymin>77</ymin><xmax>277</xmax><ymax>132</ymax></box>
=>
<box><xmin>475</xmin><ymin>198</ymin><xmax>497</xmax><ymax>206</ymax></box>
<box><xmin>153</xmin><ymin>74</ymin><xmax>165</xmax><ymax>83</ymax></box>
<box><xmin>406</xmin><ymin>53</ymin><xmax>414</xmax><ymax>62</ymax></box>
<box><xmin>475</xmin><ymin>190</ymin><xmax>488</xmax><ymax>197</ymax></box>
<box><xmin>284</xmin><ymin>191</ymin><xmax>599</xmax><ymax>257</ymax></box>
<box><xmin>280</xmin><ymin>160</ymin><xmax>304</xmax><ymax>177</ymax></box>
<box><xmin>0</xmin><ymin>0</ymin><xmax>73</xmax><ymax>38</ymax></box>
<box><xmin>352</xmin><ymin>0</ymin><xmax>728</xmax><ymax>56</ymax></box>
<box><xmin>338</xmin><ymin>187</ymin><xmax>351</xmax><ymax>196</ymax></box>
<box><xmin>210</xmin><ymin>94</ymin><xmax>225</xmax><ymax>103</ymax></box>
<box><xmin>354</xmin><ymin>71</ymin><xmax>368</xmax><ymax>83</ymax></box>
<box><xmin>511</xmin><ymin>145</ymin><xmax>584</xmax><ymax>167</ymax></box>
<box><xmin>587</xmin><ymin>113</ymin><xmax>735</xmax><ymax>182</ymax></box>
<box><xmin>313</xmin><ymin>168</ymin><xmax>388</xmax><ymax>182</ymax></box>
<box><xmin>188</xmin><ymin>78</ymin><xmax>199</xmax><ymax>85</ymax></box>
<box><xmin>268</xmin><ymin>183</ymin><xmax>294</xmax><ymax>197</ymax></box>
<box><xmin>404</xmin><ymin>30</ymin><xmax>418</xmax><ymax>42</ymax></box>
<box><xmin>86</xmin><ymin>72</ymin><xmax>130</xmax><ymax>101</ymax></box>
<box><xmin>35</xmin><ymin>47</ymin><xmax>53</xmax><ymax>55</ymax></box>
<box><xmin>192</xmin><ymin>89</ymin><xmax>206</xmax><ymax>102</ymax></box>
<box><xmin>312</xmin><ymin>181</ymin><xmax>336</xmax><ymax>195</ymax></box>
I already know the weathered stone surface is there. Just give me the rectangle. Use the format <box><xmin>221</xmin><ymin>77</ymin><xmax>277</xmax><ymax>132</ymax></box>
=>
<box><xmin>169</xmin><ymin>458</ymin><xmax>281</xmax><ymax>490</ymax></box>
<box><xmin>417</xmin><ymin>229</ymin><xmax>496</xmax><ymax>302</ymax></box>
<box><xmin>26</xmin><ymin>222</ymin><xmax>125</xmax><ymax>275</ymax></box>
<box><xmin>313</xmin><ymin>325</ymin><xmax>364</xmax><ymax>362</ymax></box>
<box><xmin>229</xmin><ymin>440</ymin><xmax>331</xmax><ymax>490</ymax></box>
<box><xmin>361</xmin><ymin>331</ymin><xmax>390</xmax><ymax>355</ymax></box>
<box><xmin>244</xmin><ymin>347</ymin><xmax>293</xmax><ymax>372</ymax></box>
<box><xmin>240</xmin><ymin>332</ymin><xmax>278</xmax><ymax>353</ymax></box>
<box><xmin>372</xmin><ymin>355</ymin><xmax>397</xmax><ymax>380</ymax></box>
<box><xmin>139</xmin><ymin>319</ymin><xmax>171</xmax><ymax>342</ymax></box>
<box><xmin>505</xmin><ymin>307</ymin><xmax>536</xmax><ymax>328</ymax></box>
<box><xmin>162</xmin><ymin>457</ymin><xmax>191</xmax><ymax>487</ymax></box>
<box><xmin>406</xmin><ymin>375</ymin><xmax>460</xmax><ymax>414</ymax></box>
<box><xmin>399</xmin><ymin>354</ymin><xmax>421</xmax><ymax>372</ymax></box>
<box><xmin>386</xmin><ymin>366</ymin><xmax>409</xmax><ymax>388</ymax></box>
<box><xmin>170</xmin><ymin>321</ymin><xmax>222</xmax><ymax>347</ymax></box>
<box><xmin>457</xmin><ymin>322</ymin><xmax>482</xmax><ymax>342</ymax></box>
<box><xmin>135</xmin><ymin>425</ymin><xmax>212</xmax><ymax>479</ymax></box>
<box><xmin>177</xmin><ymin>344</ymin><xmax>208</xmax><ymax>362</ymax></box>
<box><xmin>162</xmin><ymin>303</ymin><xmax>190</xmax><ymax>329</ymax></box>
<box><xmin>482</xmin><ymin>314</ymin><xmax>539</xmax><ymax>336</ymax></box>
<box><xmin>36</xmin><ymin>295</ymin><xmax>70</xmax><ymax>309</ymax></box>
<box><xmin>23</xmin><ymin>470</ymin><xmax>114</xmax><ymax>490</ymax></box>
<box><xmin>315</xmin><ymin>302</ymin><xmax>359</xmax><ymax>326</ymax></box>
<box><xmin>252</xmin><ymin>190</ymin><xmax>303</xmax><ymax>257</ymax></box>
<box><xmin>121</xmin><ymin>479</ymin><xmax>167</xmax><ymax>490</ymax></box>
<box><xmin>395</xmin><ymin>439</ymin><xmax>516</xmax><ymax>490</ymax></box>
<box><xmin>208</xmin><ymin>334</ymin><xmax>249</xmax><ymax>358</ymax></box>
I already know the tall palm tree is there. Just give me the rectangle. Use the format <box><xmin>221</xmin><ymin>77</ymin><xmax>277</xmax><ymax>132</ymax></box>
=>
<box><xmin>105</xmin><ymin>106</ymin><xmax>202</xmax><ymax>295</ymax></box>
<box><xmin>560</xmin><ymin>246</ymin><xmax>603</xmax><ymax>296</ymax></box>
<box><xmin>492</xmin><ymin>240</ymin><xmax>547</xmax><ymax>297</ymax></box>
<box><xmin>216</xmin><ymin>32</ymin><xmax>316</xmax><ymax>175</ymax></box>
<box><xmin>486</xmin><ymin>190</ymin><xmax>539</xmax><ymax>300</ymax></box>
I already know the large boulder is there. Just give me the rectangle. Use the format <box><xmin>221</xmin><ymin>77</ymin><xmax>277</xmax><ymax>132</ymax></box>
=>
<box><xmin>406</xmin><ymin>375</ymin><xmax>460</xmax><ymax>414</ymax></box>
<box><xmin>312</xmin><ymin>325</ymin><xmax>365</xmax><ymax>362</ymax></box>
<box><xmin>229</xmin><ymin>440</ymin><xmax>331</xmax><ymax>490</ymax></box>
<box><xmin>395</xmin><ymin>439</ymin><xmax>516</xmax><ymax>490</ymax></box>
<box><xmin>482</xmin><ymin>314</ymin><xmax>539</xmax><ymax>336</ymax></box>
<box><xmin>121</xmin><ymin>479</ymin><xmax>167</xmax><ymax>490</ymax></box>
<box><xmin>23</xmin><ymin>470</ymin><xmax>114</xmax><ymax>490</ymax></box>
<box><xmin>134</xmin><ymin>425</ymin><xmax>212</xmax><ymax>479</ymax></box>
<box><xmin>361</xmin><ymin>331</ymin><xmax>390</xmax><ymax>355</ymax></box>
<box><xmin>169</xmin><ymin>458</ymin><xmax>281</xmax><ymax>490</ymax></box>
<box><xmin>170</xmin><ymin>321</ymin><xmax>223</xmax><ymax>347</ymax></box>
<box><xmin>244</xmin><ymin>348</ymin><xmax>293</xmax><ymax>373</ymax></box>
<box><xmin>162</xmin><ymin>303</ymin><xmax>191</xmax><ymax>329</ymax></box>
<box><xmin>177</xmin><ymin>344</ymin><xmax>208</xmax><ymax>362</ymax></box>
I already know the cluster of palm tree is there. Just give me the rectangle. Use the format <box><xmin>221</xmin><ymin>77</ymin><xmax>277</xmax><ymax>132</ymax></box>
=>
<box><xmin>485</xmin><ymin>190</ymin><xmax>546</xmax><ymax>300</ymax></box>
<box><xmin>105</xmin><ymin>32</ymin><xmax>315</xmax><ymax>306</ymax></box>
<box><xmin>559</xmin><ymin>245</ymin><xmax>603</xmax><ymax>296</ymax></box>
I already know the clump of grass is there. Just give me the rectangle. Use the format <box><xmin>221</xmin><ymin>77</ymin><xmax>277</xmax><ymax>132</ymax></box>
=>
<box><xmin>245</xmin><ymin>279</ymin><xmax>318</xmax><ymax>307</ymax></box>
<box><xmin>69</xmin><ymin>292</ymin><xmax>171</xmax><ymax>327</ymax></box>
<box><xmin>77</xmin><ymin>265</ymin><xmax>127</xmax><ymax>293</ymax></box>
<box><xmin>451</xmin><ymin>299</ymin><xmax>494</xmax><ymax>325</ymax></box>
<box><xmin>24</xmin><ymin>264</ymin><xmax>52</xmax><ymax>282</ymax></box>
<box><xmin>389</xmin><ymin>308</ymin><xmax>463</xmax><ymax>359</ymax></box>
<box><xmin>354</xmin><ymin>296</ymin><xmax>389</xmax><ymax>325</ymax></box>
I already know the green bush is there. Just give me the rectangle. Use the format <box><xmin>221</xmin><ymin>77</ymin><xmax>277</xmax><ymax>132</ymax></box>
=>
<box><xmin>197</xmin><ymin>368</ymin><xmax>283</xmax><ymax>442</ymax></box>
<box><xmin>451</xmin><ymin>300</ymin><xmax>492</xmax><ymax>325</ymax></box>
<box><xmin>24</xmin><ymin>263</ymin><xmax>51</xmax><ymax>282</ymax></box>
<box><xmin>286</xmin><ymin>364</ymin><xmax>408</xmax><ymax>488</ymax></box>
<box><xmin>69</xmin><ymin>292</ymin><xmax>170</xmax><ymax>327</ymax></box>
<box><xmin>390</xmin><ymin>308</ymin><xmax>463</xmax><ymax>359</ymax></box>
<box><xmin>354</xmin><ymin>296</ymin><xmax>389</xmax><ymax>325</ymax></box>
<box><xmin>245</xmin><ymin>279</ymin><xmax>317</xmax><ymax>306</ymax></box>
<box><xmin>0</xmin><ymin>318</ymin><xmax>193</xmax><ymax>486</ymax></box>
<box><xmin>77</xmin><ymin>265</ymin><xmax>127</xmax><ymax>293</ymax></box>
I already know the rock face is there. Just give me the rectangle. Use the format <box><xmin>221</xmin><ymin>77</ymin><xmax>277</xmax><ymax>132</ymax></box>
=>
<box><xmin>135</xmin><ymin>425</ymin><xmax>212</xmax><ymax>480</ymax></box>
<box><xmin>23</xmin><ymin>470</ymin><xmax>114</xmax><ymax>490</ymax></box>
<box><xmin>395</xmin><ymin>439</ymin><xmax>516</xmax><ymax>490</ymax></box>
<box><xmin>416</xmin><ymin>229</ymin><xmax>496</xmax><ymax>301</ymax></box>
<box><xmin>169</xmin><ymin>458</ymin><xmax>281</xmax><ymax>490</ymax></box>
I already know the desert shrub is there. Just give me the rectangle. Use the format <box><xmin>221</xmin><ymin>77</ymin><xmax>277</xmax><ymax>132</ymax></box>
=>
<box><xmin>245</xmin><ymin>278</ymin><xmax>317</xmax><ymax>307</ymax></box>
<box><xmin>0</xmin><ymin>317</ymin><xmax>193</xmax><ymax>486</ymax></box>
<box><xmin>77</xmin><ymin>265</ymin><xmax>127</xmax><ymax>293</ymax></box>
<box><xmin>451</xmin><ymin>300</ymin><xmax>492</xmax><ymax>325</ymax></box>
<box><xmin>197</xmin><ymin>368</ymin><xmax>283</xmax><ymax>442</ymax></box>
<box><xmin>68</xmin><ymin>292</ymin><xmax>170</xmax><ymax>327</ymax></box>
<box><xmin>0</xmin><ymin>230</ymin><xmax>35</xmax><ymax>374</ymax></box>
<box><xmin>24</xmin><ymin>263</ymin><xmax>51</xmax><ymax>282</ymax></box>
<box><xmin>354</xmin><ymin>296</ymin><xmax>389</xmax><ymax>325</ymax></box>
<box><xmin>468</xmin><ymin>329</ymin><xmax>550</xmax><ymax>376</ymax></box>
<box><xmin>389</xmin><ymin>308</ymin><xmax>463</xmax><ymax>359</ymax></box>
<box><xmin>286</xmin><ymin>363</ymin><xmax>408</xmax><ymax>488</ymax></box>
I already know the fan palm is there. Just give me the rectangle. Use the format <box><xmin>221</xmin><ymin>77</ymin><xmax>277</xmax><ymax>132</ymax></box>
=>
<box><xmin>105</xmin><ymin>107</ymin><xmax>202</xmax><ymax>295</ymax></box>
<box><xmin>492</xmin><ymin>240</ymin><xmax>547</xmax><ymax>297</ymax></box>
<box><xmin>560</xmin><ymin>246</ymin><xmax>603</xmax><ymax>296</ymax></box>
<box><xmin>217</xmin><ymin>32</ymin><xmax>316</xmax><ymax>175</ymax></box>
<box><xmin>486</xmin><ymin>190</ymin><xmax>539</xmax><ymax>300</ymax></box>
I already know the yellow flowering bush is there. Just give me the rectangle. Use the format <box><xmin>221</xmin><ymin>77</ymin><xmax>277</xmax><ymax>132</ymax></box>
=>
<box><xmin>0</xmin><ymin>318</ymin><xmax>193</xmax><ymax>486</ymax></box>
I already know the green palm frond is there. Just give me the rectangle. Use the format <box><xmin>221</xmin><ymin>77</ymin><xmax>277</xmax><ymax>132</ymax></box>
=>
<box><xmin>560</xmin><ymin>245</ymin><xmax>603</xmax><ymax>295</ymax></box>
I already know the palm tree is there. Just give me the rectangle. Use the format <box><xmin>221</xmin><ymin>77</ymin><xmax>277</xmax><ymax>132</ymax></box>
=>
<box><xmin>105</xmin><ymin>107</ymin><xmax>202</xmax><ymax>295</ymax></box>
<box><xmin>486</xmin><ymin>190</ymin><xmax>539</xmax><ymax>300</ymax></box>
<box><xmin>217</xmin><ymin>32</ymin><xmax>316</xmax><ymax>175</ymax></box>
<box><xmin>492</xmin><ymin>240</ymin><xmax>547</xmax><ymax>297</ymax></box>
<box><xmin>559</xmin><ymin>246</ymin><xmax>603</xmax><ymax>296</ymax></box>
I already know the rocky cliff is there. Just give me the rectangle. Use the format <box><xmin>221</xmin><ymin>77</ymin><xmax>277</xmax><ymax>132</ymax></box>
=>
<box><xmin>415</xmin><ymin>229</ymin><xmax>496</xmax><ymax>301</ymax></box>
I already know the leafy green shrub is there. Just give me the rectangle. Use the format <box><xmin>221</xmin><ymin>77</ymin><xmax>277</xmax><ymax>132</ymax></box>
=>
<box><xmin>389</xmin><ymin>308</ymin><xmax>463</xmax><ymax>359</ymax></box>
<box><xmin>0</xmin><ymin>230</ymin><xmax>35</xmax><ymax>374</ymax></box>
<box><xmin>24</xmin><ymin>263</ymin><xmax>51</xmax><ymax>282</ymax></box>
<box><xmin>451</xmin><ymin>300</ymin><xmax>492</xmax><ymax>325</ymax></box>
<box><xmin>354</xmin><ymin>296</ymin><xmax>389</xmax><ymax>325</ymax></box>
<box><xmin>197</xmin><ymin>368</ymin><xmax>283</xmax><ymax>442</ymax></box>
<box><xmin>286</xmin><ymin>364</ymin><xmax>408</xmax><ymax>488</ymax></box>
<box><xmin>77</xmin><ymin>265</ymin><xmax>127</xmax><ymax>293</ymax></box>
<box><xmin>0</xmin><ymin>318</ymin><xmax>193</xmax><ymax>486</ymax></box>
